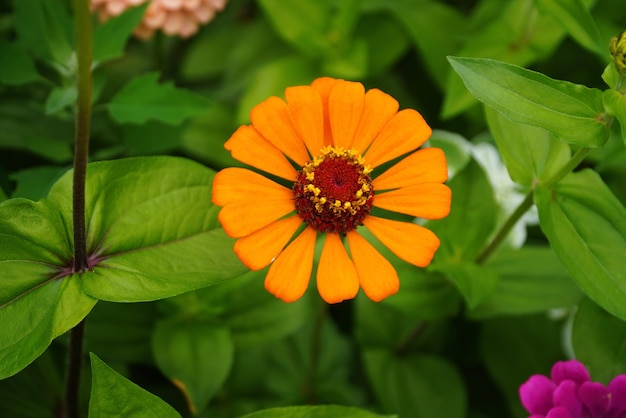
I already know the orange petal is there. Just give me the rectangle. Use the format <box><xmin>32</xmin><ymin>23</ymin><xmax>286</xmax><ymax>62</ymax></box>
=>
<box><xmin>328</xmin><ymin>80</ymin><xmax>365</xmax><ymax>149</ymax></box>
<box><xmin>234</xmin><ymin>216</ymin><xmax>303</xmax><ymax>270</ymax></box>
<box><xmin>365</xmin><ymin>109</ymin><xmax>432</xmax><ymax>169</ymax></box>
<box><xmin>363</xmin><ymin>216</ymin><xmax>440</xmax><ymax>267</ymax></box>
<box><xmin>373</xmin><ymin>147</ymin><xmax>448</xmax><ymax>191</ymax></box>
<box><xmin>346</xmin><ymin>231</ymin><xmax>399</xmax><ymax>301</ymax></box>
<box><xmin>219</xmin><ymin>199</ymin><xmax>295</xmax><ymax>238</ymax></box>
<box><xmin>250</xmin><ymin>96</ymin><xmax>310</xmax><ymax>166</ymax></box>
<box><xmin>316</xmin><ymin>233</ymin><xmax>359</xmax><ymax>304</ymax></box>
<box><xmin>351</xmin><ymin>88</ymin><xmax>399</xmax><ymax>154</ymax></box>
<box><xmin>212</xmin><ymin>167</ymin><xmax>293</xmax><ymax>206</ymax></box>
<box><xmin>373</xmin><ymin>183</ymin><xmax>451</xmax><ymax>220</ymax></box>
<box><xmin>285</xmin><ymin>86</ymin><xmax>325</xmax><ymax>157</ymax></box>
<box><xmin>225</xmin><ymin>126</ymin><xmax>298</xmax><ymax>181</ymax></box>
<box><xmin>265</xmin><ymin>226</ymin><xmax>317</xmax><ymax>302</ymax></box>
<box><xmin>311</xmin><ymin>77</ymin><xmax>341</xmax><ymax>147</ymax></box>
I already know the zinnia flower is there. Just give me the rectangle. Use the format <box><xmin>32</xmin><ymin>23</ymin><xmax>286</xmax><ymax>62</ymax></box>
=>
<box><xmin>92</xmin><ymin>0</ymin><xmax>227</xmax><ymax>39</ymax></box>
<box><xmin>519</xmin><ymin>359</ymin><xmax>626</xmax><ymax>418</ymax></box>
<box><xmin>212</xmin><ymin>77</ymin><xmax>451</xmax><ymax>304</ymax></box>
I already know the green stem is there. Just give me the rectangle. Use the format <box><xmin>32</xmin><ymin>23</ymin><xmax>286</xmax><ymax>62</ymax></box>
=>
<box><xmin>475</xmin><ymin>190</ymin><xmax>534</xmax><ymax>265</ymax></box>
<box><xmin>475</xmin><ymin>147</ymin><xmax>590</xmax><ymax>265</ymax></box>
<box><xmin>72</xmin><ymin>0</ymin><xmax>92</xmax><ymax>273</ymax></box>
<box><xmin>394</xmin><ymin>321</ymin><xmax>429</xmax><ymax>357</ymax></box>
<box><xmin>64</xmin><ymin>319</ymin><xmax>86</xmax><ymax>418</ymax></box>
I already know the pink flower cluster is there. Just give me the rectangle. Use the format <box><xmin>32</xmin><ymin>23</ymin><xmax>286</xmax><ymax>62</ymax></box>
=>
<box><xmin>519</xmin><ymin>360</ymin><xmax>626</xmax><ymax>418</ymax></box>
<box><xmin>92</xmin><ymin>0</ymin><xmax>227</xmax><ymax>39</ymax></box>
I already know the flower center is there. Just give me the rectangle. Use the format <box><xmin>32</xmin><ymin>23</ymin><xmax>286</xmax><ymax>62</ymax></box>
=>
<box><xmin>293</xmin><ymin>146</ymin><xmax>374</xmax><ymax>234</ymax></box>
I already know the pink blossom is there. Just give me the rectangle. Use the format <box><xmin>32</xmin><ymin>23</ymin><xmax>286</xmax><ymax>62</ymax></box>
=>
<box><xmin>519</xmin><ymin>360</ymin><xmax>626</xmax><ymax>418</ymax></box>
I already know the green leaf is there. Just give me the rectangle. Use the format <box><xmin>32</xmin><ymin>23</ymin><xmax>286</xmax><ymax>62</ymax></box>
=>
<box><xmin>0</xmin><ymin>198</ymin><xmax>96</xmax><ymax>379</ymax></box>
<box><xmin>46</xmin><ymin>157</ymin><xmax>248</xmax><ymax>302</ymax></box>
<box><xmin>0</xmin><ymin>41</ymin><xmax>40</xmax><ymax>85</ymax></box>
<box><xmin>481</xmin><ymin>316</ymin><xmax>564</xmax><ymax>417</ymax></box>
<box><xmin>88</xmin><ymin>353</ymin><xmax>181</xmax><ymax>418</ymax></box>
<box><xmin>447</xmin><ymin>57</ymin><xmax>609</xmax><ymax>146</ymax></box>
<box><xmin>355</xmin><ymin>12</ymin><xmax>409</xmax><ymax>78</ymax></box>
<box><xmin>12</xmin><ymin>0</ymin><xmax>73</xmax><ymax>64</ymax></box>
<box><xmin>10</xmin><ymin>166</ymin><xmax>67</xmax><ymax>200</ymax></box>
<box><xmin>152</xmin><ymin>320</ymin><xmax>234</xmax><ymax>415</ymax></box>
<box><xmin>108</xmin><ymin>73</ymin><xmax>212</xmax><ymax>125</ymax></box>
<box><xmin>364</xmin><ymin>350</ymin><xmax>466</xmax><ymax>418</ymax></box>
<box><xmin>428</xmin><ymin>159</ymin><xmax>497</xmax><ymax>262</ymax></box>
<box><xmin>572</xmin><ymin>297</ymin><xmax>626</xmax><ymax>384</ymax></box>
<box><xmin>432</xmin><ymin>263</ymin><xmax>499</xmax><ymax>309</ymax></box>
<box><xmin>470</xmin><ymin>247</ymin><xmax>582</xmax><ymax>318</ymax></box>
<box><xmin>93</xmin><ymin>4</ymin><xmax>149</xmax><ymax>63</ymax></box>
<box><xmin>239</xmin><ymin>405</ymin><xmax>396</xmax><ymax>418</ymax></box>
<box><xmin>485</xmin><ymin>107</ymin><xmax>571</xmax><ymax>187</ymax></box>
<box><xmin>535</xmin><ymin>169</ymin><xmax>626</xmax><ymax>320</ymax></box>
<box><xmin>0</xmin><ymin>157</ymin><xmax>245</xmax><ymax>377</ymax></box>
<box><xmin>256</xmin><ymin>0</ymin><xmax>329</xmax><ymax>56</ymax></box>
<box><xmin>535</xmin><ymin>0</ymin><xmax>605</xmax><ymax>57</ymax></box>
<box><xmin>602</xmin><ymin>89</ymin><xmax>626</xmax><ymax>146</ymax></box>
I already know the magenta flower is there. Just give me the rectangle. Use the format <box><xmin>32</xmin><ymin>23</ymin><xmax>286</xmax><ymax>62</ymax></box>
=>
<box><xmin>519</xmin><ymin>360</ymin><xmax>626</xmax><ymax>418</ymax></box>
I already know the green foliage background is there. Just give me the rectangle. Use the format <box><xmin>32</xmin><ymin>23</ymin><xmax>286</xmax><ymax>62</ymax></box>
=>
<box><xmin>1</xmin><ymin>0</ymin><xmax>625</xmax><ymax>417</ymax></box>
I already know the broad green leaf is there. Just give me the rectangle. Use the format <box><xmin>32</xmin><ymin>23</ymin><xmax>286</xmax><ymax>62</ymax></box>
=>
<box><xmin>481</xmin><ymin>316</ymin><xmax>564</xmax><ymax>417</ymax></box>
<box><xmin>572</xmin><ymin>297</ymin><xmax>626</xmax><ymax>384</ymax></box>
<box><xmin>0</xmin><ymin>186</ymin><xmax>6</xmax><ymax>203</ymax></box>
<box><xmin>428</xmin><ymin>159</ymin><xmax>497</xmax><ymax>262</ymax></box>
<box><xmin>108</xmin><ymin>73</ymin><xmax>212</xmax><ymax>125</ymax></box>
<box><xmin>387</xmin><ymin>0</ymin><xmax>465</xmax><ymax>88</ymax></box>
<box><xmin>432</xmin><ymin>263</ymin><xmax>499</xmax><ymax>309</ymax></box>
<box><xmin>470</xmin><ymin>247</ymin><xmax>582</xmax><ymax>318</ymax></box>
<box><xmin>602</xmin><ymin>89</ymin><xmax>626</xmax><ymax>146</ymax></box>
<box><xmin>152</xmin><ymin>320</ymin><xmax>234</xmax><ymax>415</ymax></box>
<box><xmin>535</xmin><ymin>0</ymin><xmax>605</xmax><ymax>57</ymax></box>
<box><xmin>93</xmin><ymin>4</ymin><xmax>149</xmax><ymax>63</ymax></box>
<box><xmin>0</xmin><ymin>197</ymin><xmax>96</xmax><ymax>379</ymax></box>
<box><xmin>12</xmin><ymin>0</ymin><xmax>73</xmax><ymax>64</ymax></box>
<box><xmin>535</xmin><ymin>169</ymin><xmax>626</xmax><ymax>320</ymax></box>
<box><xmin>88</xmin><ymin>353</ymin><xmax>181</xmax><ymax>418</ymax></box>
<box><xmin>256</xmin><ymin>0</ymin><xmax>329</xmax><ymax>57</ymax></box>
<box><xmin>0</xmin><ymin>157</ymin><xmax>245</xmax><ymax>378</ymax></box>
<box><xmin>43</xmin><ymin>157</ymin><xmax>247</xmax><ymax>302</ymax></box>
<box><xmin>442</xmin><ymin>0</ymin><xmax>570</xmax><ymax>117</ymax></box>
<box><xmin>239</xmin><ymin>405</ymin><xmax>396</xmax><ymax>418</ymax></box>
<box><xmin>0</xmin><ymin>41</ymin><xmax>39</xmax><ymax>85</ymax></box>
<box><xmin>364</xmin><ymin>350</ymin><xmax>466</xmax><ymax>418</ymax></box>
<box><xmin>123</xmin><ymin>121</ymin><xmax>183</xmax><ymax>156</ymax></box>
<box><xmin>485</xmin><ymin>106</ymin><xmax>571</xmax><ymax>186</ymax></box>
<box><xmin>448</xmin><ymin>57</ymin><xmax>609</xmax><ymax>146</ymax></box>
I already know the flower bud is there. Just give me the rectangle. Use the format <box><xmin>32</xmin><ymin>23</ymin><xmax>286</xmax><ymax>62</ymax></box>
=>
<box><xmin>610</xmin><ymin>30</ymin><xmax>626</xmax><ymax>75</ymax></box>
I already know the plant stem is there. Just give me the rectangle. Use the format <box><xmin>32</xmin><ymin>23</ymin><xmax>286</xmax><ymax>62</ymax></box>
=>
<box><xmin>394</xmin><ymin>321</ymin><xmax>429</xmax><ymax>357</ymax></box>
<box><xmin>72</xmin><ymin>0</ymin><xmax>93</xmax><ymax>273</ymax></box>
<box><xmin>475</xmin><ymin>190</ymin><xmax>534</xmax><ymax>265</ymax></box>
<box><xmin>475</xmin><ymin>146</ymin><xmax>590</xmax><ymax>265</ymax></box>
<box><xmin>65</xmin><ymin>1</ymin><xmax>93</xmax><ymax>417</ymax></box>
<box><xmin>64</xmin><ymin>319</ymin><xmax>86</xmax><ymax>418</ymax></box>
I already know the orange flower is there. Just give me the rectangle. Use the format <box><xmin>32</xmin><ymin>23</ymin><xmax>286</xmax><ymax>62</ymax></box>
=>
<box><xmin>92</xmin><ymin>0</ymin><xmax>227</xmax><ymax>39</ymax></box>
<box><xmin>213</xmin><ymin>78</ymin><xmax>451</xmax><ymax>304</ymax></box>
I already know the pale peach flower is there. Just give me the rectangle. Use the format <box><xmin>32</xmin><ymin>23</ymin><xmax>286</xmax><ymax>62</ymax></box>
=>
<box><xmin>92</xmin><ymin>0</ymin><xmax>227</xmax><ymax>39</ymax></box>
